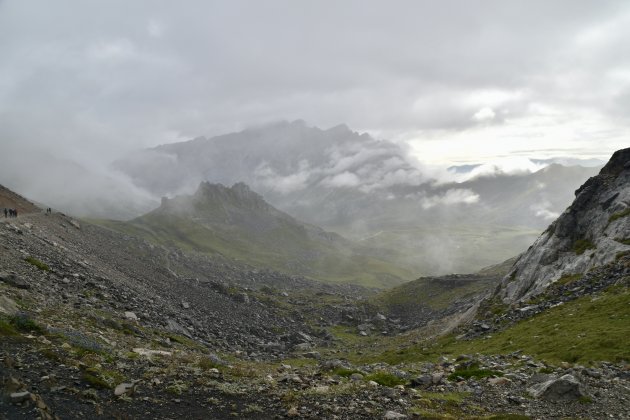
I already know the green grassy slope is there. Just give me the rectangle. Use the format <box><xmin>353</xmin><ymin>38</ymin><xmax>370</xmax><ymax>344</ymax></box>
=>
<box><xmin>368</xmin><ymin>275</ymin><xmax>498</xmax><ymax>313</ymax></box>
<box><xmin>91</xmin><ymin>213</ymin><xmax>413</xmax><ymax>289</ymax></box>
<box><xmin>364</xmin><ymin>258</ymin><xmax>513</xmax><ymax>324</ymax></box>
<box><xmin>361</xmin><ymin>282</ymin><xmax>630</xmax><ymax>366</ymax></box>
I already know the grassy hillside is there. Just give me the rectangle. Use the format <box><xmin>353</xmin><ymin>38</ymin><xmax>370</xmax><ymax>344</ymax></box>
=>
<box><xmin>358</xmin><ymin>281</ymin><xmax>630</xmax><ymax>366</ymax></box>
<box><xmin>92</xmin><ymin>208</ymin><xmax>413</xmax><ymax>289</ymax></box>
<box><xmin>368</xmin><ymin>274</ymin><xmax>499</xmax><ymax>313</ymax></box>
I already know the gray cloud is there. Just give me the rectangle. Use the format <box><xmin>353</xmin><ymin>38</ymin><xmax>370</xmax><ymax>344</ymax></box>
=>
<box><xmin>0</xmin><ymin>0</ymin><xmax>628</xmax><ymax>212</ymax></box>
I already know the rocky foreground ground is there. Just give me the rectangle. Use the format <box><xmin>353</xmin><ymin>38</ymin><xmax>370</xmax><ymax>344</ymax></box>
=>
<box><xmin>1</xmin><ymin>212</ymin><xmax>629</xmax><ymax>419</ymax></box>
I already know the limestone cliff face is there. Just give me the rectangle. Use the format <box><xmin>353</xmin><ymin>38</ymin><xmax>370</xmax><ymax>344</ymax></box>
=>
<box><xmin>499</xmin><ymin>148</ymin><xmax>630</xmax><ymax>303</ymax></box>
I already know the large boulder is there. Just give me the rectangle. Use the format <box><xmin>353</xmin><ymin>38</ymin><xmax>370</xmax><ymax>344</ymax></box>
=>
<box><xmin>0</xmin><ymin>272</ymin><xmax>30</xmax><ymax>290</ymax></box>
<box><xmin>527</xmin><ymin>374</ymin><xmax>587</xmax><ymax>401</ymax></box>
<box><xmin>0</xmin><ymin>295</ymin><xmax>19</xmax><ymax>315</ymax></box>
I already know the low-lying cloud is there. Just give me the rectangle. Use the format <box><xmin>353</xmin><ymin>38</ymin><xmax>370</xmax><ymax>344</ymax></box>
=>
<box><xmin>530</xmin><ymin>201</ymin><xmax>561</xmax><ymax>221</ymax></box>
<box><xmin>418</xmin><ymin>189</ymin><xmax>481</xmax><ymax>210</ymax></box>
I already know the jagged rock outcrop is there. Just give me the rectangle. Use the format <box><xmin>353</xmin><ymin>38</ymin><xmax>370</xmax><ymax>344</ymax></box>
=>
<box><xmin>499</xmin><ymin>147</ymin><xmax>630</xmax><ymax>303</ymax></box>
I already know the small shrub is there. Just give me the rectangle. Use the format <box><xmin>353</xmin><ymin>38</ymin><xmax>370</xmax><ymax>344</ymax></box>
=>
<box><xmin>81</xmin><ymin>366</ymin><xmax>124</xmax><ymax>390</ymax></box>
<box><xmin>9</xmin><ymin>314</ymin><xmax>43</xmax><ymax>333</ymax></box>
<box><xmin>364</xmin><ymin>371</ymin><xmax>406</xmax><ymax>387</ymax></box>
<box><xmin>329</xmin><ymin>367</ymin><xmax>361</xmax><ymax>377</ymax></box>
<box><xmin>0</xmin><ymin>318</ymin><xmax>18</xmax><ymax>336</ymax></box>
<box><xmin>578</xmin><ymin>396</ymin><xmax>593</xmax><ymax>404</ymax></box>
<box><xmin>573</xmin><ymin>239</ymin><xmax>596</xmax><ymax>255</ymax></box>
<box><xmin>82</xmin><ymin>372</ymin><xmax>112</xmax><ymax>389</ymax></box>
<box><xmin>24</xmin><ymin>256</ymin><xmax>50</xmax><ymax>271</ymax></box>
<box><xmin>447</xmin><ymin>363</ymin><xmax>503</xmax><ymax>381</ymax></box>
<box><xmin>198</xmin><ymin>358</ymin><xmax>221</xmax><ymax>371</ymax></box>
<box><xmin>166</xmin><ymin>380</ymin><xmax>189</xmax><ymax>395</ymax></box>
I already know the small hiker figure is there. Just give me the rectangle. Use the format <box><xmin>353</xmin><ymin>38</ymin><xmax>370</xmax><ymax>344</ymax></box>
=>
<box><xmin>3</xmin><ymin>208</ymin><xmax>6</xmax><ymax>218</ymax></box>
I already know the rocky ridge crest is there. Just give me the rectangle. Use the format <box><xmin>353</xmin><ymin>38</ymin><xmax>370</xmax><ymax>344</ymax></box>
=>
<box><xmin>499</xmin><ymin>148</ymin><xmax>630</xmax><ymax>303</ymax></box>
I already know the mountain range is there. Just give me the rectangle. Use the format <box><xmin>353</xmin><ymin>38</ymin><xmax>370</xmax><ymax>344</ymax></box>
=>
<box><xmin>1</xmin><ymin>147</ymin><xmax>628</xmax><ymax>419</ymax></box>
<box><xmin>114</xmin><ymin>121</ymin><xmax>600</xmax><ymax>275</ymax></box>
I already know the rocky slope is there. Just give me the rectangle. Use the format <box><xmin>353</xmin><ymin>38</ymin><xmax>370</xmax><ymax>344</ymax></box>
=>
<box><xmin>97</xmin><ymin>182</ymin><xmax>413</xmax><ymax>288</ymax></box>
<box><xmin>498</xmin><ymin>147</ymin><xmax>630</xmax><ymax>303</ymax></box>
<box><xmin>1</xmin><ymin>180</ymin><xmax>629</xmax><ymax>419</ymax></box>
<box><xmin>0</xmin><ymin>184</ymin><xmax>40</xmax><ymax>214</ymax></box>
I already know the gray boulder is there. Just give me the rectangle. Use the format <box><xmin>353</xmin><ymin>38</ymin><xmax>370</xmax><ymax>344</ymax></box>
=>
<box><xmin>0</xmin><ymin>272</ymin><xmax>30</xmax><ymax>289</ymax></box>
<box><xmin>0</xmin><ymin>295</ymin><xmax>19</xmax><ymax>315</ymax></box>
<box><xmin>527</xmin><ymin>374</ymin><xmax>587</xmax><ymax>401</ymax></box>
<box><xmin>165</xmin><ymin>318</ymin><xmax>192</xmax><ymax>338</ymax></box>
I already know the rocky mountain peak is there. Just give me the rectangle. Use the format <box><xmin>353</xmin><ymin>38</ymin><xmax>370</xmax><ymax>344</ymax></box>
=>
<box><xmin>193</xmin><ymin>181</ymin><xmax>270</xmax><ymax>211</ymax></box>
<box><xmin>498</xmin><ymin>147</ymin><xmax>630</xmax><ymax>303</ymax></box>
<box><xmin>599</xmin><ymin>147</ymin><xmax>630</xmax><ymax>176</ymax></box>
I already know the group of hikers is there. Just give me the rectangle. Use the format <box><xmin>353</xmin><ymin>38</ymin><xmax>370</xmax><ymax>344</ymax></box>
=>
<box><xmin>3</xmin><ymin>208</ymin><xmax>18</xmax><ymax>218</ymax></box>
<box><xmin>2</xmin><ymin>207</ymin><xmax>52</xmax><ymax>218</ymax></box>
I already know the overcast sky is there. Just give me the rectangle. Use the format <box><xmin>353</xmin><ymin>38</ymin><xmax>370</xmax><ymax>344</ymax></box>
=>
<box><xmin>0</xmin><ymin>0</ymin><xmax>628</xmax><ymax>166</ymax></box>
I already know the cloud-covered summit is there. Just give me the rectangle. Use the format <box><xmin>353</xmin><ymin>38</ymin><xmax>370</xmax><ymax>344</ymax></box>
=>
<box><xmin>116</xmin><ymin>120</ymin><xmax>429</xmax><ymax>198</ymax></box>
<box><xmin>114</xmin><ymin>121</ymin><xmax>599</xmax><ymax>232</ymax></box>
<box><xmin>0</xmin><ymin>0</ymin><xmax>628</xmax><ymax>170</ymax></box>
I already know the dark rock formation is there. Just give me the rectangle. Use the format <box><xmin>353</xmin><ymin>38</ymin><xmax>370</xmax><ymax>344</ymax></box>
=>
<box><xmin>499</xmin><ymin>148</ymin><xmax>630</xmax><ymax>303</ymax></box>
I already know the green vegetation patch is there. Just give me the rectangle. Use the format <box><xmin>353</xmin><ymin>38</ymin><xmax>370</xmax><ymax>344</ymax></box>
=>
<box><xmin>608</xmin><ymin>208</ymin><xmax>630</xmax><ymax>224</ymax></box>
<box><xmin>0</xmin><ymin>317</ymin><xmax>18</xmax><ymax>335</ymax></box>
<box><xmin>555</xmin><ymin>273</ymin><xmax>583</xmax><ymax>286</ymax></box>
<box><xmin>364</xmin><ymin>371</ymin><xmax>407</xmax><ymax>387</ymax></box>
<box><xmin>573</xmin><ymin>239</ymin><xmax>596</xmax><ymax>255</ymax></box>
<box><xmin>166</xmin><ymin>380</ymin><xmax>189</xmax><ymax>395</ymax></box>
<box><xmin>24</xmin><ymin>256</ymin><xmax>50</xmax><ymax>271</ymax></box>
<box><xmin>198</xmin><ymin>357</ymin><xmax>222</xmax><ymax>371</ymax></box>
<box><xmin>81</xmin><ymin>367</ymin><xmax>124</xmax><ymax>390</ymax></box>
<box><xmin>91</xmin><ymin>214</ymin><xmax>413</xmax><ymax>288</ymax></box>
<box><xmin>361</xmin><ymin>284</ymin><xmax>630</xmax><ymax>366</ymax></box>
<box><xmin>448</xmin><ymin>363</ymin><xmax>503</xmax><ymax>381</ymax></box>
<box><xmin>9</xmin><ymin>313</ymin><xmax>44</xmax><ymax>333</ymax></box>
<box><xmin>370</xmin><ymin>275</ymin><xmax>498</xmax><ymax>314</ymax></box>
<box><xmin>81</xmin><ymin>372</ymin><xmax>112</xmax><ymax>389</ymax></box>
<box><xmin>410</xmin><ymin>391</ymin><xmax>475</xmax><ymax>419</ymax></box>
